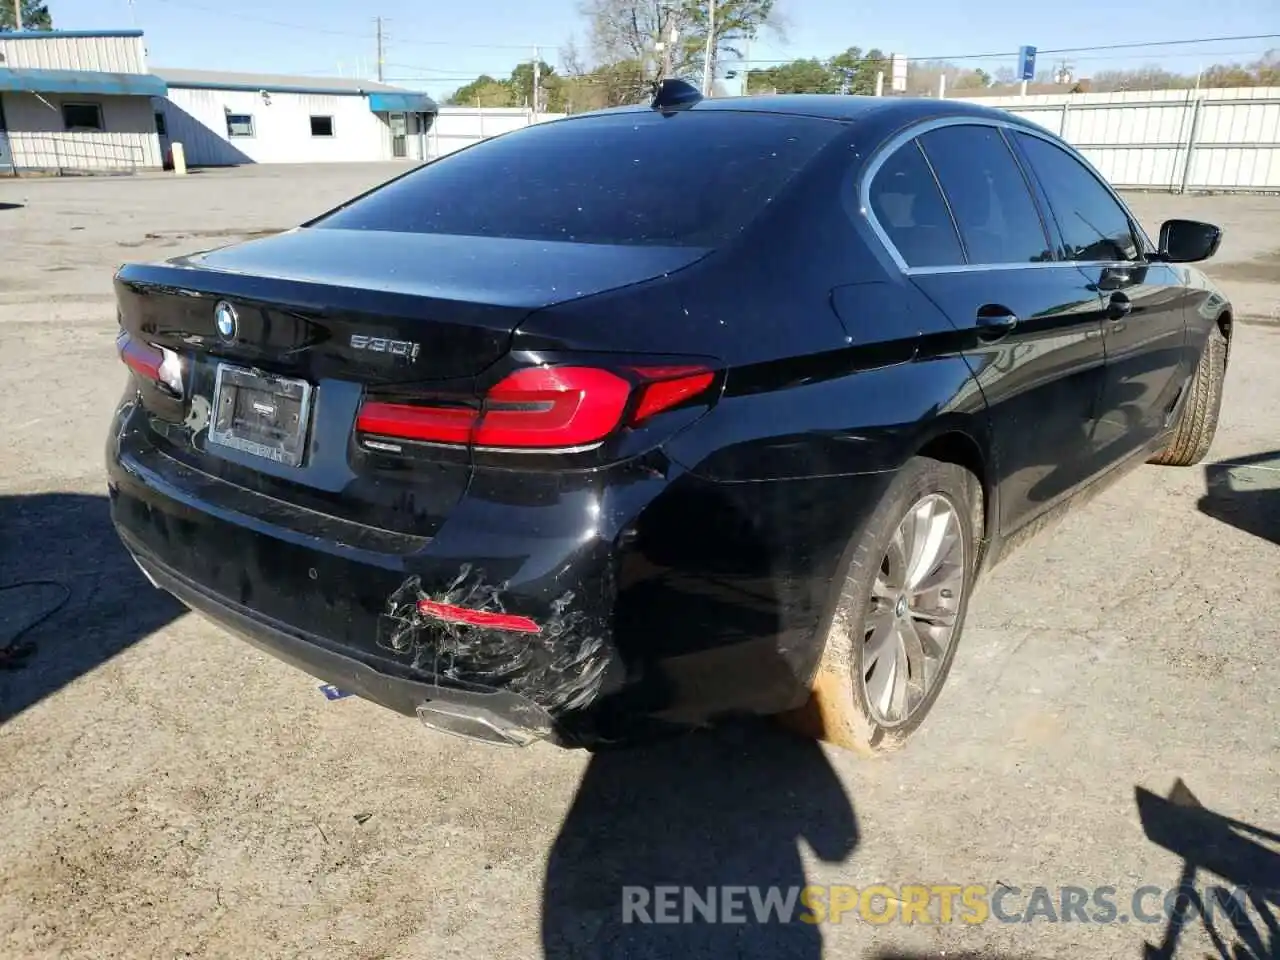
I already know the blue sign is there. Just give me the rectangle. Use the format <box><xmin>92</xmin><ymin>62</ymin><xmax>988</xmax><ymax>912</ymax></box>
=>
<box><xmin>1018</xmin><ymin>45</ymin><xmax>1038</xmax><ymax>82</ymax></box>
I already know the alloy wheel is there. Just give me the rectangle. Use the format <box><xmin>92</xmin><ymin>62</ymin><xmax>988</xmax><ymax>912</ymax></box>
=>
<box><xmin>861</xmin><ymin>493</ymin><xmax>967</xmax><ymax>726</ymax></box>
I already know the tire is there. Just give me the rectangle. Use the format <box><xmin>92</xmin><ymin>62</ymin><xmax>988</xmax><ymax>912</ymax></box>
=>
<box><xmin>1148</xmin><ymin>324</ymin><xmax>1228</xmax><ymax>467</ymax></box>
<box><xmin>780</xmin><ymin>457</ymin><xmax>982</xmax><ymax>756</ymax></box>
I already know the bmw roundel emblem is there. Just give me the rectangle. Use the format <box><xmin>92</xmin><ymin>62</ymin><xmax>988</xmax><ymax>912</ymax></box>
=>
<box><xmin>214</xmin><ymin>300</ymin><xmax>238</xmax><ymax>340</ymax></box>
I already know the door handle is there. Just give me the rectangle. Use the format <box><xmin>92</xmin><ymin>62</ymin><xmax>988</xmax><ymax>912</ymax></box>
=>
<box><xmin>1107</xmin><ymin>293</ymin><xmax>1132</xmax><ymax>321</ymax></box>
<box><xmin>975</xmin><ymin>304</ymin><xmax>1019</xmax><ymax>341</ymax></box>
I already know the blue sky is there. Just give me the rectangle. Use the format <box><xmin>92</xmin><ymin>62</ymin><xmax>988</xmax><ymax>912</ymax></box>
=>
<box><xmin>44</xmin><ymin>0</ymin><xmax>1280</xmax><ymax>97</ymax></box>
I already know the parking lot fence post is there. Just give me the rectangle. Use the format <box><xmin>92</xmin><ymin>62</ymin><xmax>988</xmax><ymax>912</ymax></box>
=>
<box><xmin>1179</xmin><ymin>96</ymin><xmax>1204</xmax><ymax>195</ymax></box>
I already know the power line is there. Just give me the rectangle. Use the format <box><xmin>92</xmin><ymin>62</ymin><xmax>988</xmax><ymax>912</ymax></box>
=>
<box><xmin>737</xmin><ymin>33</ymin><xmax>1280</xmax><ymax>67</ymax></box>
<box><xmin>149</xmin><ymin>0</ymin><xmax>554</xmax><ymax>49</ymax></box>
<box><xmin>150</xmin><ymin>0</ymin><xmax>357</xmax><ymax>36</ymax></box>
<box><xmin>383</xmin><ymin>62</ymin><xmax>507</xmax><ymax>76</ymax></box>
<box><xmin>392</xmin><ymin>36</ymin><xmax>557</xmax><ymax>51</ymax></box>
<box><xmin>1037</xmin><ymin>33</ymin><xmax>1280</xmax><ymax>57</ymax></box>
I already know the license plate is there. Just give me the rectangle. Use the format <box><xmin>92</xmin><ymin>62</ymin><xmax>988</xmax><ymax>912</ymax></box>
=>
<box><xmin>207</xmin><ymin>363</ymin><xmax>313</xmax><ymax>467</ymax></box>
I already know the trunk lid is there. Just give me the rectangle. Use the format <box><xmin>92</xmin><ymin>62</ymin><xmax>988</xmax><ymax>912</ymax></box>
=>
<box><xmin>114</xmin><ymin>228</ymin><xmax>708</xmax><ymax>539</ymax></box>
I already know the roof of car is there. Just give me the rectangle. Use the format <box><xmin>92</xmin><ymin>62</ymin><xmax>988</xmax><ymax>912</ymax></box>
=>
<box><xmin>570</xmin><ymin>93</ymin><xmax>1033</xmax><ymax>129</ymax></box>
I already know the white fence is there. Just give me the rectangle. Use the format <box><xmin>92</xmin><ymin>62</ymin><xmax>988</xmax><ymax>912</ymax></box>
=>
<box><xmin>959</xmin><ymin>87</ymin><xmax>1280</xmax><ymax>192</ymax></box>
<box><xmin>427</xmin><ymin>107</ymin><xmax>566</xmax><ymax>159</ymax></box>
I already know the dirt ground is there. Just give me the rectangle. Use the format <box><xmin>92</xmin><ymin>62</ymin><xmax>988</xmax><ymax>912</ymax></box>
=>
<box><xmin>1</xmin><ymin>164</ymin><xmax>1277</xmax><ymax>960</ymax></box>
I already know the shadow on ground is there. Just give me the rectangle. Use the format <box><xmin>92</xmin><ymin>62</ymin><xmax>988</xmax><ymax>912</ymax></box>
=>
<box><xmin>0</xmin><ymin>202</ymin><xmax>23</xmax><ymax>211</ymax></box>
<box><xmin>0</xmin><ymin>492</ymin><xmax>183</xmax><ymax>724</ymax></box>
<box><xmin>541</xmin><ymin>719</ymin><xmax>857</xmax><ymax>959</ymax></box>
<box><xmin>1198</xmin><ymin>451</ymin><xmax>1280</xmax><ymax>546</ymax></box>
<box><xmin>1139</xmin><ymin>778</ymin><xmax>1279</xmax><ymax>959</ymax></box>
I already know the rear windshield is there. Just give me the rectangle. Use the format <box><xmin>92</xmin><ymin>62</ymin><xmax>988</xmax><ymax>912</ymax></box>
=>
<box><xmin>312</xmin><ymin>111</ymin><xmax>842</xmax><ymax>247</ymax></box>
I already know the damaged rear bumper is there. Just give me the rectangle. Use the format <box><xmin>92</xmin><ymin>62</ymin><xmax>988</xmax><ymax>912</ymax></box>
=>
<box><xmin>123</xmin><ymin>534</ymin><xmax>564</xmax><ymax>747</ymax></box>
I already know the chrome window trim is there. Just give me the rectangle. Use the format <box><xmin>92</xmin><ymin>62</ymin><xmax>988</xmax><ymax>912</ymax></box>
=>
<box><xmin>860</xmin><ymin>114</ymin><xmax>1156</xmax><ymax>276</ymax></box>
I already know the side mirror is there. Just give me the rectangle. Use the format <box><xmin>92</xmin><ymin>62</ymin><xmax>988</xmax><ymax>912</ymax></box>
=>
<box><xmin>1157</xmin><ymin>219</ymin><xmax>1222</xmax><ymax>264</ymax></box>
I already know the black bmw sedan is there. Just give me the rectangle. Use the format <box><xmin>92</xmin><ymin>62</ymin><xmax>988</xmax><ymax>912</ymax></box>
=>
<box><xmin>107</xmin><ymin>84</ymin><xmax>1231</xmax><ymax>753</ymax></box>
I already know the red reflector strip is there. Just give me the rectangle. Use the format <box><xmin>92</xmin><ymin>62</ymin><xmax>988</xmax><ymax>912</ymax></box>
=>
<box><xmin>629</xmin><ymin>368</ymin><xmax>716</xmax><ymax>424</ymax></box>
<box><xmin>416</xmin><ymin>599</ymin><xmax>542</xmax><ymax>634</ymax></box>
<box><xmin>119</xmin><ymin>335</ymin><xmax>163</xmax><ymax>381</ymax></box>
<box><xmin>356</xmin><ymin>401</ymin><xmax>478</xmax><ymax>444</ymax></box>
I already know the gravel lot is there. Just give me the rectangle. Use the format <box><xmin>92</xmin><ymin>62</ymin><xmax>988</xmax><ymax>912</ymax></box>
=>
<box><xmin>1</xmin><ymin>163</ymin><xmax>1277</xmax><ymax>960</ymax></box>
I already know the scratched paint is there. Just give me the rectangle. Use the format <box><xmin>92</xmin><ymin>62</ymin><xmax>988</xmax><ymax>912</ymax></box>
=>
<box><xmin>378</xmin><ymin>564</ymin><xmax>610</xmax><ymax>713</ymax></box>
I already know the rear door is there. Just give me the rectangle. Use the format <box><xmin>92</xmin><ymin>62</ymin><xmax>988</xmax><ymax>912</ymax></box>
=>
<box><xmin>1012</xmin><ymin>131</ymin><xmax>1191</xmax><ymax>464</ymax></box>
<box><xmin>867</xmin><ymin>120</ymin><xmax>1108</xmax><ymax>535</ymax></box>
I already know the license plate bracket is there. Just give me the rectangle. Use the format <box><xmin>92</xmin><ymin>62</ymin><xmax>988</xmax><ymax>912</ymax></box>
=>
<box><xmin>207</xmin><ymin>363</ymin><xmax>313</xmax><ymax>468</ymax></box>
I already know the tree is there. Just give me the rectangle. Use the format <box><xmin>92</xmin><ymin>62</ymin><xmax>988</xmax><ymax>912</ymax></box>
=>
<box><xmin>446</xmin><ymin>75</ymin><xmax>515</xmax><ymax>107</ymax></box>
<box><xmin>827</xmin><ymin>46</ymin><xmax>888</xmax><ymax>95</ymax></box>
<box><xmin>579</xmin><ymin>0</ymin><xmax>778</xmax><ymax>93</ymax></box>
<box><xmin>0</xmin><ymin>0</ymin><xmax>53</xmax><ymax>30</ymax></box>
<box><xmin>509</xmin><ymin>60</ymin><xmax>565</xmax><ymax>111</ymax></box>
<box><xmin>747</xmin><ymin>57</ymin><xmax>834</xmax><ymax>94</ymax></box>
<box><xmin>682</xmin><ymin>0</ymin><xmax>777</xmax><ymax>89</ymax></box>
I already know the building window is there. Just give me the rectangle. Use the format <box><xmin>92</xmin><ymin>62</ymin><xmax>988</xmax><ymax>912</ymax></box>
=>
<box><xmin>226</xmin><ymin>114</ymin><xmax>255</xmax><ymax>138</ymax></box>
<box><xmin>62</xmin><ymin>103</ymin><xmax>104</xmax><ymax>132</ymax></box>
<box><xmin>310</xmin><ymin>115</ymin><xmax>334</xmax><ymax>137</ymax></box>
<box><xmin>154</xmin><ymin>112</ymin><xmax>168</xmax><ymax>137</ymax></box>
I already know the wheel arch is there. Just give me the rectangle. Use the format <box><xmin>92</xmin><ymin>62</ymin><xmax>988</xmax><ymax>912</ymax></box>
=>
<box><xmin>915</xmin><ymin>427</ymin><xmax>994</xmax><ymax>555</ymax></box>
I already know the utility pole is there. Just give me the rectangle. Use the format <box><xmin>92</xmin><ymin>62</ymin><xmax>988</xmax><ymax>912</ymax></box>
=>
<box><xmin>659</xmin><ymin>39</ymin><xmax>673</xmax><ymax>84</ymax></box>
<box><xmin>655</xmin><ymin>7</ymin><xmax>677</xmax><ymax>85</ymax></box>
<box><xmin>701</xmin><ymin>0</ymin><xmax>716</xmax><ymax>96</ymax></box>
<box><xmin>15</xmin><ymin>1</ymin><xmax>23</xmax><ymax>30</ymax></box>
<box><xmin>532</xmin><ymin>46</ymin><xmax>541</xmax><ymax>119</ymax></box>
<box><xmin>375</xmin><ymin>17</ymin><xmax>385</xmax><ymax>82</ymax></box>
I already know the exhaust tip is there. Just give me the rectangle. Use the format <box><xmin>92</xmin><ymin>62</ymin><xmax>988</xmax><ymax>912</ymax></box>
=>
<box><xmin>415</xmin><ymin>701</ymin><xmax>544</xmax><ymax>747</ymax></box>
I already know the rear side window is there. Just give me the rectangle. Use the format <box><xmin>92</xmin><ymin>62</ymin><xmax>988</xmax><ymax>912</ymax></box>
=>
<box><xmin>1014</xmin><ymin>133</ymin><xmax>1140</xmax><ymax>262</ymax></box>
<box><xmin>918</xmin><ymin>125</ymin><xmax>1052</xmax><ymax>265</ymax></box>
<box><xmin>867</xmin><ymin>141</ymin><xmax>963</xmax><ymax>268</ymax></box>
<box><xmin>314</xmin><ymin>112</ymin><xmax>842</xmax><ymax>247</ymax></box>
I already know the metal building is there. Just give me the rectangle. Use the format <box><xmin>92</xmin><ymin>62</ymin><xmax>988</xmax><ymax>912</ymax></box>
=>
<box><xmin>0</xmin><ymin>28</ymin><xmax>437</xmax><ymax>174</ymax></box>
<box><xmin>155</xmin><ymin>69</ymin><xmax>438</xmax><ymax>166</ymax></box>
<box><xmin>0</xmin><ymin>29</ymin><xmax>166</xmax><ymax>174</ymax></box>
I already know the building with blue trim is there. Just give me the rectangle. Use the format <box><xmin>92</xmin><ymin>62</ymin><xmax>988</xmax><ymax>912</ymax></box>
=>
<box><xmin>154</xmin><ymin>68</ymin><xmax>438</xmax><ymax>167</ymax></box>
<box><xmin>0</xmin><ymin>30</ymin><xmax>166</xmax><ymax>172</ymax></box>
<box><xmin>0</xmin><ymin>29</ymin><xmax>438</xmax><ymax>173</ymax></box>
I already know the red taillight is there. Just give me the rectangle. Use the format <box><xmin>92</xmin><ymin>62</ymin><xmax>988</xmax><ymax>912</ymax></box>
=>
<box><xmin>477</xmin><ymin>366</ymin><xmax>632</xmax><ymax>449</ymax></box>
<box><xmin>416</xmin><ymin>599</ymin><xmax>541</xmax><ymax>634</ymax></box>
<box><xmin>356</xmin><ymin>363</ymin><xmax>716</xmax><ymax>451</ymax></box>
<box><xmin>117</xmin><ymin>331</ymin><xmax>185</xmax><ymax>397</ymax></box>
<box><xmin>118</xmin><ymin>333</ymin><xmax>162</xmax><ymax>380</ymax></box>
<box><xmin>354</xmin><ymin>402</ymin><xmax>475</xmax><ymax>445</ymax></box>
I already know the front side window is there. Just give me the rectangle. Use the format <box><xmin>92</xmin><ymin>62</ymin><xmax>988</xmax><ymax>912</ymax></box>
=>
<box><xmin>310</xmin><ymin>115</ymin><xmax>334</xmax><ymax>137</ymax></box>
<box><xmin>226</xmin><ymin>114</ymin><xmax>255</xmax><ymax>138</ymax></box>
<box><xmin>866</xmin><ymin>140</ymin><xmax>963</xmax><ymax>268</ymax></box>
<box><xmin>62</xmin><ymin>103</ymin><xmax>104</xmax><ymax>132</ymax></box>
<box><xmin>1015</xmin><ymin>133</ymin><xmax>1140</xmax><ymax>262</ymax></box>
<box><xmin>313</xmin><ymin>111</ymin><xmax>842</xmax><ymax>247</ymax></box>
<box><xmin>918</xmin><ymin>124</ymin><xmax>1053</xmax><ymax>265</ymax></box>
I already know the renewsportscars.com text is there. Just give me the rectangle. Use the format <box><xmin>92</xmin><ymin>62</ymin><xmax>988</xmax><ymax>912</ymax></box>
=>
<box><xmin>621</xmin><ymin>884</ymin><xmax>1270</xmax><ymax>926</ymax></box>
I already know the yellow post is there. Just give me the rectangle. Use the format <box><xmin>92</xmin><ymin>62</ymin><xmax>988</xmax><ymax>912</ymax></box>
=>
<box><xmin>171</xmin><ymin>142</ymin><xmax>187</xmax><ymax>176</ymax></box>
